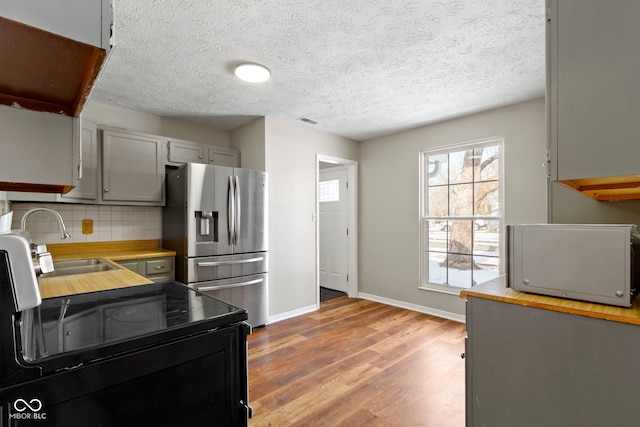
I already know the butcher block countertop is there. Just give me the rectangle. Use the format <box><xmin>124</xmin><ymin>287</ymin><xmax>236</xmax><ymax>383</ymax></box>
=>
<box><xmin>46</xmin><ymin>239</ymin><xmax>176</xmax><ymax>262</ymax></box>
<box><xmin>461</xmin><ymin>276</ymin><xmax>640</xmax><ymax>326</ymax></box>
<box><xmin>38</xmin><ymin>240</ymin><xmax>177</xmax><ymax>299</ymax></box>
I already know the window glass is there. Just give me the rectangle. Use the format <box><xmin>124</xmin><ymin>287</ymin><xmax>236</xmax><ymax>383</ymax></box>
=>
<box><xmin>319</xmin><ymin>179</ymin><xmax>340</xmax><ymax>202</ymax></box>
<box><xmin>427</xmin><ymin>154</ymin><xmax>448</xmax><ymax>186</ymax></box>
<box><xmin>421</xmin><ymin>139</ymin><xmax>503</xmax><ymax>290</ymax></box>
<box><xmin>427</xmin><ymin>186</ymin><xmax>448</xmax><ymax>217</ymax></box>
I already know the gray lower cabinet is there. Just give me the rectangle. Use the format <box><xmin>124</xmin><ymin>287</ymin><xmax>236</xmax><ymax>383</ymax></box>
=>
<box><xmin>116</xmin><ymin>256</ymin><xmax>175</xmax><ymax>283</ymax></box>
<box><xmin>466</xmin><ymin>296</ymin><xmax>640</xmax><ymax>426</ymax></box>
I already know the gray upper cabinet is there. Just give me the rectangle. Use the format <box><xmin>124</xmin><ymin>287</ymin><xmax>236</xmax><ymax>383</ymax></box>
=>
<box><xmin>61</xmin><ymin>121</ymin><xmax>99</xmax><ymax>203</ymax></box>
<box><xmin>7</xmin><ymin>124</ymin><xmax>166</xmax><ymax>206</ymax></box>
<box><xmin>167</xmin><ymin>139</ymin><xmax>205</xmax><ymax>164</ymax></box>
<box><xmin>0</xmin><ymin>106</ymin><xmax>80</xmax><ymax>194</ymax></box>
<box><xmin>101</xmin><ymin>129</ymin><xmax>165</xmax><ymax>205</ymax></box>
<box><xmin>547</xmin><ymin>0</ymin><xmax>640</xmax><ymax>199</ymax></box>
<box><xmin>6</xmin><ymin>119</ymin><xmax>96</xmax><ymax>203</ymax></box>
<box><xmin>167</xmin><ymin>139</ymin><xmax>239</xmax><ymax>167</ymax></box>
<box><xmin>207</xmin><ymin>146</ymin><xmax>239</xmax><ymax>167</ymax></box>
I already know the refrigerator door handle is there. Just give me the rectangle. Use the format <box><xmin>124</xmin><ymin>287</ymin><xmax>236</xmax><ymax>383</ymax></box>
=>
<box><xmin>197</xmin><ymin>257</ymin><xmax>265</xmax><ymax>267</ymax></box>
<box><xmin>228</xmin><ymin>175</ymin><xmax>235</xmax><ymax>245</ymax></box>
<box><xmin>197</xmin><ymin>278</ymin><xmax>264</xmax><ymax>292</ymax></box>
<box><xmin>235</xmin><ymin>175</ymin><xmax>241</xmax><ymax>245</ymax></box>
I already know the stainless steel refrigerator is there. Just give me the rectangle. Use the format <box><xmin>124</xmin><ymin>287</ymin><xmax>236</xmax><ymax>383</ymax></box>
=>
<box><xmin>163</xmin><ymin>163</ymin><xmax>268</xmax><ymax>327</ymax></box>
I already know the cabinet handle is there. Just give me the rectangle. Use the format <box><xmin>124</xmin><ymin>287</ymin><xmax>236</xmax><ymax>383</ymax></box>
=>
<box><xmin>197</xmin><ymin>257</ymin><xmax>264</xmax><ymax>267</ymax></box>
<box><xmin>197</xmin><ymin>278</ymin><xmax>263</xmax><ymax>292</ymax></box>
<box><xmin>154</xmin><ymin>265</ymin><xmax>166</xmax><ymax>270</ymax></box>
<box><xmin>460</xmin><ymin>353</ymin><xmax>466</xmax><ymax>359</ymax></box>
<box><xmin>103</xmin><ymin>188</ymin><xmax>109</xmax><ymax>193</ymax></box>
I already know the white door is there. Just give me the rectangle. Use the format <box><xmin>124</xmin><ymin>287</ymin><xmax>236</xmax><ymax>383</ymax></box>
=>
<box><xmin>319</xmin><ymin>168</ymin><xmax>348</xmax><ymax>292</ymax></box>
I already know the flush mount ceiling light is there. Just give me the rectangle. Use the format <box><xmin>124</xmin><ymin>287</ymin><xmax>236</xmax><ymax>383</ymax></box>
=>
<box><xmin>234</xmin><ymin>63</ymin><xmax>271</xmax><ymax>83</ymax></box>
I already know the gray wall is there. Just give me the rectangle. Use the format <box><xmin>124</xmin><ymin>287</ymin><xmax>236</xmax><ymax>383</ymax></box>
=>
<box><xmin>264</xmin><ymin>116</ymin><xmax>360</xmax><ymax>319</ymax></box>
<box><xmin>358</xmin><ymin>98</ymin><xmax>547</xmax><ymax>318</ymax></box>
<box><xmin>230</xmin><ymin>117</ymin><xmax>266</xmax><ymax>170</ymax></box>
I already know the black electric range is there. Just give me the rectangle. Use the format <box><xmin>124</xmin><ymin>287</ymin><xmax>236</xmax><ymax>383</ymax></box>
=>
<box><xmin>19</xmin><ymin>281</ymin><xmax>248</xmax><ymax>373</ymax></box>
<box><xmin>0</xmin><ymin>276</ymin><xmax>251</xmax><ymax>426</ymax></box>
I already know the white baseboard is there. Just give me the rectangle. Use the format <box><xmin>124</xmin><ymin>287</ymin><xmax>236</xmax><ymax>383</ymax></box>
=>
<box><xmin>357</xmin><ymin>292</ymin><xmax>466</xmax><ymax>323</ymax></box>
<box><xmin>266</xmin><ymin>304</ymin><xmax>318</xmax><ymax>325</ymax></box>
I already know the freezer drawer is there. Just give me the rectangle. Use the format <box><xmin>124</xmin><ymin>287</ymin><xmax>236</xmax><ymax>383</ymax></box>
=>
<box><xmin>192</xmin><ymin>273</ymin><xmax>267</xmax><ymax>327</ymax></box>
<box><xmin>188</xmin><ymin>252</ymin><xmax>268</xmax><ymax>282</ymax></box>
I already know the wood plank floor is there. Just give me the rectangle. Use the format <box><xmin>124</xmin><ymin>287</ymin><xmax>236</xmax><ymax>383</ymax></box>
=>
<box><xmin>247</xmin><ymin>296</ymin><xmax>466</xmax><ymax>426</ymax></box>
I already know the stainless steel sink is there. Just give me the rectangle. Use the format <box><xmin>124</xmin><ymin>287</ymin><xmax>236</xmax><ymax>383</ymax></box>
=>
<box><xmin>40</xmin><ymin>258</ymin><xmax>119</xmax><ymax>278</ymax></box>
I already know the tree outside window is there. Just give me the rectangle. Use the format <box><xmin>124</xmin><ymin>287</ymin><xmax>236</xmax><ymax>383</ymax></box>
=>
<box><xmin>421</xmin><ymin>139</ymin><xmax>503</xmax><ymax>290</ymax></box>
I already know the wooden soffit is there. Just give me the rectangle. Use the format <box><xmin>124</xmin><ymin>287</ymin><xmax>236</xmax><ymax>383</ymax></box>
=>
<box><xmin>559</xmin><ymin>175</ymin><xmax>640</xmax><ymax>201</ymax></box>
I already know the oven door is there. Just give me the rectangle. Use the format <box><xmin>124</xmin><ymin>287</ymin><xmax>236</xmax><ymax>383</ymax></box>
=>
<box><xmin>191</xmin><ymin>273</ymin><xmax>267</xmax><ymax>328</ymax></box>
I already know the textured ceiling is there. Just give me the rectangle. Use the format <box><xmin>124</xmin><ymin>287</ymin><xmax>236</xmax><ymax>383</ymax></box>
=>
<box><xmin>90</xmin><ymin>0</ymin><xmax>546</xmax><ymax>141</ymax></box>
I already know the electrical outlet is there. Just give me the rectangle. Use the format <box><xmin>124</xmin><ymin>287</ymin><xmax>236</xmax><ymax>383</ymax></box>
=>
<box><xmin>82</xmin><ymin>219</ymin><xmax>93</xmax><ymax>234</ymax></box>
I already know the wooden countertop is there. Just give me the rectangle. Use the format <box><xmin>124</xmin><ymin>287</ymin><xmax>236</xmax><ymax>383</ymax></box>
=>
<box><xmin>37</xmin><ymin>240</ymin><xmax>177</xmax><ymax>299</ymax></box>
<box><xmin>46</xmin><ymin>239</ymin><xmax>176</xmax><ymax>262</ymax></box>
<box><xmin>461</xmin><ymin>276</ymin><xmax>640</xmax><ymax>325</ymax></box>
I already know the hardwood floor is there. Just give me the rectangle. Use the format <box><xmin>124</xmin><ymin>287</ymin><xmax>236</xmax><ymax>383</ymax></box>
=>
<box><xmin>247</xmin><ymin>296</ymin><xmax>466</xmax><ymax>426</ymax></box>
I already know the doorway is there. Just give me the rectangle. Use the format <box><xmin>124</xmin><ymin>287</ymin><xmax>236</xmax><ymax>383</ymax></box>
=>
<box><xmin>319</xmin><ymin>167</ymin><xmax>348</xmax><ymax>293</ymax></box>
<box><xmin>316</xmin><ymin>155</ymin><xmax>358</xmax><ymax>303</ymax></box>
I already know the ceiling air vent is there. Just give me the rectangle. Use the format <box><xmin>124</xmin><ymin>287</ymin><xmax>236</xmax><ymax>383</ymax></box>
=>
<box><xmin>297</xmin><ymin>116</ymin><xmax>318</xmax><ymax>125</ymax></box>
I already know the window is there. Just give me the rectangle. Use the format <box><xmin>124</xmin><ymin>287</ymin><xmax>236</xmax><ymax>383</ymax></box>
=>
<box><xmin>420</xmin><ymin>138</ymin><xmax>503</xmax><ymax>291</ymax></box>
<box><xmin>319</xmin><ymin>179</ymin><xmax>340</xmax><ymax>202</ymax></box>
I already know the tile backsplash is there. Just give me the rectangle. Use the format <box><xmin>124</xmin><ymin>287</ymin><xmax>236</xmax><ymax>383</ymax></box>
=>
<box><xmin>10</xmin><ymin>202</ymin><xmax>162</xmax><ymax>244</ymax></box>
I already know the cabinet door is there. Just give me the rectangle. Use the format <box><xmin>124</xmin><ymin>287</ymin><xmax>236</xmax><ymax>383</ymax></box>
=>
<box><xmin>208</xmin><ymin>146</ymin><xmax>239</xmax><ymax>167</ymax></box>
<box><xmin>116</xmin><ymin>259</ymin><xmax>142</xmax><ymax>275</ymax></box>
<box><xmin>61</xmin><ymin>120</ymin><xmax>99</xmax><ymax>202</ymax></box>
<box><xmin>467</xmin><ymin>296</ymin><xmax>640</xmax><ymax>426</ymax></box>
<box><xmin>0</xmin><ymin>105</ymin><xmax>79</xmax><ymax>191</ymax></box>
<box><xmin>101</xmin><ymin>129</ymin><xmax>164</xmax><ymax>205</ymax></box>
<box><xmin>145</xmin><ymin>257</ymin><xmax>174</xmax><ymax>280</ymax></box>
<box><xmin>549</xmin><ymin>0</ymin><xmax>640</xmax><ymax>181</ymax></box>
<box><xmin>116</xmin><ymin>257</ymin><xmax>175</xmax><ymax>282</ymax></box>
<box><xmin>167</xmin><ymin>139</ymin><xmax>206</xmax><ymax>165</ymax></box>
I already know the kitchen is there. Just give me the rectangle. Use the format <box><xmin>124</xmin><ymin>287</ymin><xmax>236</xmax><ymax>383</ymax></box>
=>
<box><xmin>1</xmin><ymin>0</ymin><xmax>640</xmax><ymax>425</ymax></box>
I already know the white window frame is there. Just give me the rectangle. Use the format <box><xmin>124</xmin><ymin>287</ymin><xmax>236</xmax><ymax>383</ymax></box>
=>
<box><xmin>419</xmin><ymin>137</ymin><xmax>505</xmax><ymax>294</ymax></box>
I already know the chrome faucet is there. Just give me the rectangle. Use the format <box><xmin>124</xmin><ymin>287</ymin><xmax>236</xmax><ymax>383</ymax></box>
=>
<box><xmin>20</xmin><ymin>208</ymin><xmax>71</xmax><ymax>240</ymax></box>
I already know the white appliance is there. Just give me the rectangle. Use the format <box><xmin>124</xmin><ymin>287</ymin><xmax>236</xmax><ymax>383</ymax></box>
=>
<box><xmin>163</xmin><ymin>163</ymin><xmax>268</xmax><ymax>327</ymax></box>
<box><xmin>508</xmin><ymin>224</ymin><xmax>640</xmax><ymax>307</ymax></box>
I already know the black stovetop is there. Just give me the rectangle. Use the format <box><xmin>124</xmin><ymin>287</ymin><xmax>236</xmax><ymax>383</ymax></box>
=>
<box><xmin>18</xmin><ymin>281</ymin><xmax>247</xmax><ymax>373</ymax></box>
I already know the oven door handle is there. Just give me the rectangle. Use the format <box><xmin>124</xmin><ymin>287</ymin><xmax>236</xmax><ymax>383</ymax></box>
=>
<box><xmin>197</xmin><ymin>257</ymin><xmax>265</xmax><ymax>267</ymax></box>
<box><xmin>197</xmin><ymin>278</ymin><xmax>264</xmax><ymax>292</ymax></box>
